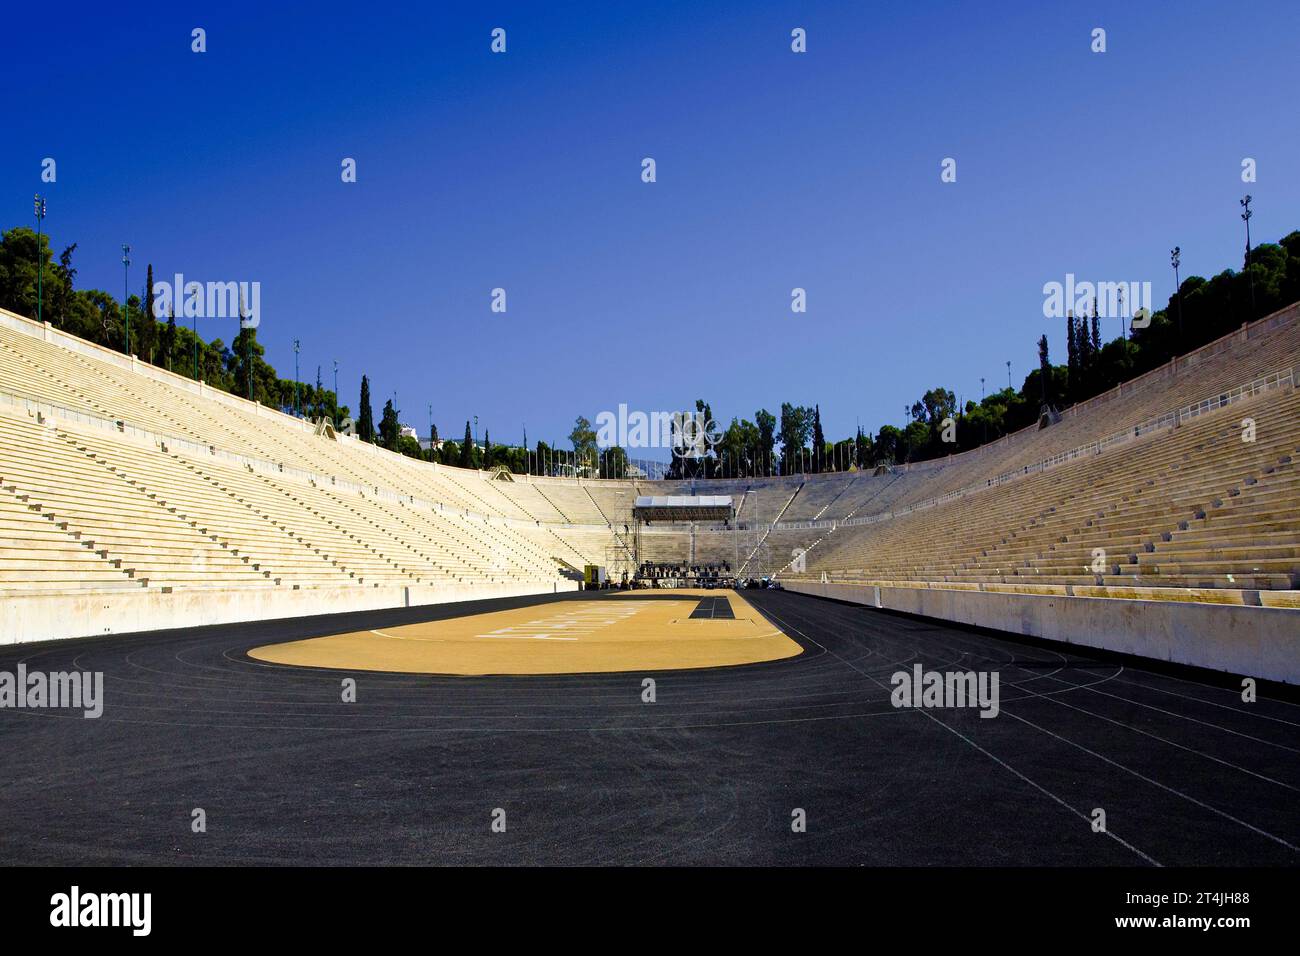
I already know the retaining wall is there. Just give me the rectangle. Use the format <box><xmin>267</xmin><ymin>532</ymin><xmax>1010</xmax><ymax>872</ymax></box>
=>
<box><xmin>785</xmin><ymin>580</ymin><xmax>1300</xmax><ymax>684</ymax></box>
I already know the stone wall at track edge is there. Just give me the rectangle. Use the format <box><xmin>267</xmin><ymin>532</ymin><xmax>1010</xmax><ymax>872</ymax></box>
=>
<box><xmin>0</xmin><ymin>580</ymin><xmax>580</xmax><ymax>644</ymax></box>
<box><xmin>784</xmin><ymin>580</ymin><xmax>1300</xmax><ymax>685</ymax></box>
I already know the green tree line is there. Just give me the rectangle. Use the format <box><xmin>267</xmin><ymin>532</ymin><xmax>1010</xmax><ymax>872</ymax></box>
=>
<box><xmin>3</xmin><ymin>222</ymin><xmax>1297</xmax><ymax>478</ymax></box>
<box><xmin>0</xmin><ymin>226</ymin><xmax>348</xmax><ymax>424</ymax></box>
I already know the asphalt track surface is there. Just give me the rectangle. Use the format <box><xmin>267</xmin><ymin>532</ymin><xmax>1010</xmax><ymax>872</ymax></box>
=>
<box><xmin>1</xmin><ymin>589</ymin><xmax>1296</xmax><ymax>866</ymax></box>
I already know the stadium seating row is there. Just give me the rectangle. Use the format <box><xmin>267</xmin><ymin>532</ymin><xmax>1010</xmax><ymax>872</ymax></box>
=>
<box><xmin>0</xmin><ymin>303</ymin><xmax>1296</xmax><ymax>606</ymax></box>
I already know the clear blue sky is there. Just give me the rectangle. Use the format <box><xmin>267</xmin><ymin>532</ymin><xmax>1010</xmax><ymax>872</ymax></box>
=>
<box><xmin>4</xmin><ymin>0</ymin><xmax>1297</xmax><ymax>454</ymax></box>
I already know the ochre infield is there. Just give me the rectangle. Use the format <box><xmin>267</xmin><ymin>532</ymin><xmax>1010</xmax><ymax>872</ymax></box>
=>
<box><xmin>247</xmin><ymin>589</ymin><xmax>801</xmax><ymax>675</ymax></box>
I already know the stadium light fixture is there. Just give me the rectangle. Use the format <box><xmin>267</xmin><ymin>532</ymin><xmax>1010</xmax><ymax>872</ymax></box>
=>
<box><xmin>333</xmin><ymin>361</ymin><xmax>339</xmax><ymax>425</ymax></box>
<box><xmin>1006</xmin><ymin>360</ymin><xmax>1011</xmax><ymax>389</ymax></box>
<box><xmin>293</xmin><ymin>339</ymin><xmax>301</xmax><ymax>416</ymax></box>
<box><xmin>121</xmin><ymin>245</ymin><xmax>132</xmax><ymax>354</ymax></box>
<box><xmin>33</xmin><ymin>195</ymin><xmax>47</xmax><ymax>324</ymax></box>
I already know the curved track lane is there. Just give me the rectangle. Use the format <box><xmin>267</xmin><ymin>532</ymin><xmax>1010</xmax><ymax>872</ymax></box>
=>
<box><xmin>0</xmin><ymin>590</ymin><xmax>1296</xmax><ymax>865</ymax></box>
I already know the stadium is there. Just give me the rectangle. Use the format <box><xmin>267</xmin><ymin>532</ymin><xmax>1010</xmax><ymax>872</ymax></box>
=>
<box><xmin>1</xmin><ymin>3</ymin><xmax>1296</xmax><ymax>925</ymax></box>
<box><xmin>1</xmin><ymin>295</ymin><xmax>1297</xmax><ymax>869</ymax></box>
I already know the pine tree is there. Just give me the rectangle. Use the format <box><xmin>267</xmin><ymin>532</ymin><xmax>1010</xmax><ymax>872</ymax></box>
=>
<box><xmin>428</xmin><ymin>423</ymin><xmax>439</xmax><ymax>463</ymax></box>
<box><xmin>482</xmin><ymin>429</ymin><xmax>491</xmax><ymax>469</ymax></box>
<box><xmin>54</xmin><ymin>243</ymin><xmax>78</xmax><ymax>328</ymax></box>
<box><xmin>358</xmin><ymin>375</ymin><xmax>375</xmax><ymax>442</ymax></box>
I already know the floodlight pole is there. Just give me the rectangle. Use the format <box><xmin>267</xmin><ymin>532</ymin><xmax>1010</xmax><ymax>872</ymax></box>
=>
<box><xmin>239</xmin><ymin>289</ymin><xmax>252</xmax><ymax>400</ymax></box>
<box><xmin>1170</xmin><ymin>246</ymin><xmax>1182</xmax><ymax>342</ymax></box>
<box><xmin>1006</xmin><ymin>360</ymin><xmax>1011</xmax><ymax>389</ymax></box>
<box><xmin>333</xmin><ymin>360</ymin><xmax>339</xmax><ymax>425</ymax></box>
<box><xmin>121</xmin><ymin>245</ymin><xmax>132</xmax><ymax>354</ymax></box>
<box><xmin>1240</xmin><ymin>196</ymin><xmax>1254</xmax><ymax>316</ymax></box>
<box><xmin>1116</xmin><ymin>284</ymin><xmax>1125</xmax><ymax>341</ymax></box>
<box><xmin>33</xmin><ymin>196</ymin><xmax>46</xmax><ymax>323</ymax></box>
<box><xmin>293</xmin><ymin>339</ymin><xmax>301</xmax><ymax>416</ymax></box>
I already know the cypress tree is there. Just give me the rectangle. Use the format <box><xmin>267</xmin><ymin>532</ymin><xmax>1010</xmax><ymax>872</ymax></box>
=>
<box><xmin>163</xmin><ymin>307</ymin><xmax>177</xmax><ymax>371</ymax></box>
<box><xmin>380</xmin><ymin>399</ymin><xmax>399</xmax><ymax>450</ymax></box>
<box><xmin>1037</xmin><ymin>334</ymin><xmax>1050</xmax><ymax>404</ymax></box>
<box><xmin>358</xmin><ymin>375</ymin><xmax>375</xmax><ymax>441</ymax></box>
<box><xmin>811</xmin><ymin>404</ymin><xmax>824</xmax><ymax>473</ymax></box>
<box><xmin>460</xmin><ymin>421</ymin><xmax>473</xmax><ymax>468</ymax></box>
<box><xmin>1066</xmin><ymin>311</ymin><xmax>1078</xmax><ymax>402</ymax></box>
<box><xmin>143</xmin><ymin>264</ymin><xmax>156</xmax><ymax>361</ymax></box>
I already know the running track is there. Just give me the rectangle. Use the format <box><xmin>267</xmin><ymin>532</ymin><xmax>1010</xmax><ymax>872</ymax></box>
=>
<box><xmin>0</xmin><ymin>589</ymin><xmax>1296</xmax><ymax>865</ymax></box>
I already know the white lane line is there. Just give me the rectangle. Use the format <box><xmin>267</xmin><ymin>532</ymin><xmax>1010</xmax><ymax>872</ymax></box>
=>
<box><xmin>756</xmin><ymin>599</ymin><xmax>1162</xmax><ymax>866</ymax></box>
<box><xmin>476</xmin><ymin>634</ymin><xmax>577</xmax><ymax>642</ymax></box>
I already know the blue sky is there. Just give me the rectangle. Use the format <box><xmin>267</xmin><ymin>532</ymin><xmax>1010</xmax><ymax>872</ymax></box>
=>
<box><xmin>3</xmin><ymin>0</ymin><xmax>1297</xmax><ymax>453</ymax></box>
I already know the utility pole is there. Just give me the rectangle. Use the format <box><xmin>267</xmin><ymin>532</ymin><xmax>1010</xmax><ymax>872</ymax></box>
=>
<box><xmin>121</xmin><ymin>245</ymin><xmax>132</xmax><ymax>354</ymax></box>
<box><xmin>33</xmin><ymin>196</ymin><xmax>47</xmax><ymax>323</ymax></box>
